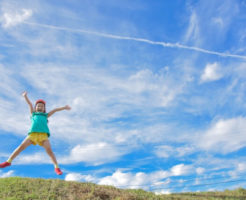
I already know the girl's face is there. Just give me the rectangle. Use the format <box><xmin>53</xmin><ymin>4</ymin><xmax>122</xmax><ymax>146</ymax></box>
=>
<box><xmin>35</xmin><ymin>103</ymin><xmax>45</xmax><ymax>112</ymax></box>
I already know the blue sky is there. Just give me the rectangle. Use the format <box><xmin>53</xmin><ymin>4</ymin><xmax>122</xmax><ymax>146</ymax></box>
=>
<box><xmin>1</xmin><ymin>0</ymin><xmax>246</xmax><ymax>194</ymax></box>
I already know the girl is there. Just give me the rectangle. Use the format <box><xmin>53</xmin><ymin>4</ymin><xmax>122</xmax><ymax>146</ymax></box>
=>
<box><xmin>0</xmin><ymin>91</ymin><xmax>71</xmax><ymax>175</ymax></box>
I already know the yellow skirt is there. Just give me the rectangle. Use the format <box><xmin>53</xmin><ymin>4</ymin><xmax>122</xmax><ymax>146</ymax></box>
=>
<box><xmin>28</xmin><ymin>132</ymin><xmax>48</xmax><ymax>146</ymax></box>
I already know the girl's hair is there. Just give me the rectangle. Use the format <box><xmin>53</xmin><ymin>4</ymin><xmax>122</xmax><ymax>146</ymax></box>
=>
<box><xmin>35</xmin><ymin>99</ymin><xmax>46</xmax><ymax>113</ymax></box>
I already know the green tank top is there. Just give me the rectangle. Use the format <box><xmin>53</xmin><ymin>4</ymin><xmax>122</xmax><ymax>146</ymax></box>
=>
<box><xmin>28</xmin><ymin>112</ymin><xmax>50</xmax><ymax>137</ymax></box>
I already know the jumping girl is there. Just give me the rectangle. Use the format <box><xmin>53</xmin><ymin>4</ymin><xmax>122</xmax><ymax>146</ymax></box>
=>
<box><xmin>0</xmin><ymin>91</ymin><xmax>71</xmax><ymax>175</ymax></box>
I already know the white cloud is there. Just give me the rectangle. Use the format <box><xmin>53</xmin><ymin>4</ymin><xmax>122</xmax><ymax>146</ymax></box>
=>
<box><xmin>60</xmin><ymin>143</ymin><xmax>126</xmax><ymax>165</ymax></box>
<box><xmin>68</xmin><ymin>163</ymin><xmax>196</xmax><ymax>193</ymax></box>
<box><xmin>65</xmin><ymin>172</ymin><xmax>96</xmax><ymax>182</ymax></box>
<box><xmin>99</xmin><ymin>170</ymin><xmax>133</xmax><ymax>187</ymax></box>
<box><xmin>200</xmin><ymin>62</ymin><xmax>223</xmax><ymax>83</ymax></box>
<box><xmin>198</xmin><ymin>117</ymin><xmax>246</xmax><ymax>154</ymax></box>
<box><xmin>155</xmin><ymin>189</ymin><xmax>171</xmax><ymax>195</ymax></box>
<box><xmin>1</xmin><ymin>8</ymin><xmax>32</xmax><ymax>28</ymax></box>
<box><xmin>236</xmin><ymin>163</ymin><xmax>246</xmax><ymax>172</ymax></box>
<box><xmin>64</xmin><ymin>169</ymin><xmax>171</xmax><ymax>192</ymax></box>
<box><xmin>14</xmin><ymin>152</ymin><xmax>49</xmax><ymax>165</ymax></box>
<box><xmin>98</xmin><ymin>164</ymin><xmax>193</xmax><ymax>189</ymax></box>
<box><xmin>98</xmin><ymin>169</ymin><xmax>169</xmax><ymax>190</ymax></box>
<box><xmin>170</xmin><ymin>164</ymin><xmax>193</xmax><ymax>176</ymax></box>
<box><xmin>0</xmin><ymin>170</ymin><xmax>15</xmax><ymax>178</ymax></box>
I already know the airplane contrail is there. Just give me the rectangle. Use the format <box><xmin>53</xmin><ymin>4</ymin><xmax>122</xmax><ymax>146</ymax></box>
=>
<box><xmin>23</xmin><ymin>21</ymin><xmax>246</xmax><ymax>60</ymax></box>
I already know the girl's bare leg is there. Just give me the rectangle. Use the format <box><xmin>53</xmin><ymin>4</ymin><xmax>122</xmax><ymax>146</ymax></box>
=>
<box><xmin>42</xmin><ymin>140</ymin><xmax>58</xmax><ymax>166</ymax></box>
<box><xmin>8</xmin><ymin>138</ymin><xmax>33</xmax><ymax>161</ymax></box>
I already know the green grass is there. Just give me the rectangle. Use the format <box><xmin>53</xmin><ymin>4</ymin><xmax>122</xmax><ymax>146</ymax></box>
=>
<box><xmin>0</xmin><ymin>177</ymin><xmax>246</xmax><ymax>200</ymax></box>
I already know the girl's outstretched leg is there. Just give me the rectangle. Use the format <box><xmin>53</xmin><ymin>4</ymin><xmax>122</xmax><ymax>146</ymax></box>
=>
<box><xmin>42</xmin><ymin>140</ymin><xmax>62</xmax><ymax>175</ymax></box>
<box><xmin>0</xmin><ymin>138</ymin><xmax>32</xmax><ymax>168</ymax></box>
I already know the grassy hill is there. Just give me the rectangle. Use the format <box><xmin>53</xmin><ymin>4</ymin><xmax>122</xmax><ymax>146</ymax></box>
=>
<box><xmin>0</xmin><ymin>177</ymin><xmax>246</xmax><ymax>200</ymax></box>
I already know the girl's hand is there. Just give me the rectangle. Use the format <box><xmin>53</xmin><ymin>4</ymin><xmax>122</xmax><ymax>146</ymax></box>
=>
<box><xmin>22</xmin><ymin>91</ymin><xmax>27</xmax><ymax>97</ymax></box>
<box><xmin>64</xmin><ymin>105</ymin><xmax>71</xmax><ymax>110</ymax></box>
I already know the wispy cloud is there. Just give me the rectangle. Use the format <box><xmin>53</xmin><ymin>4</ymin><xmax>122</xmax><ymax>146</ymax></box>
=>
<box><xmin>184</xmin><ymin>10</ymin><xmax>200</xmax><ymax>45</ymax></box>
<box><xmin>154</xmin><ymin>145</ymin><xmax>195</xmax><ymax>158</ymax></box>
<box><xmin>0</xmin><ymin>65</ymin><xmax>30</xmax><ymax>135</ymax></box>
<box><xmin>0</xmin><ymin>63</ymin><xmax>186</xmax><ymax>166</ymax></box>
<box><xmin>22</xmin><ymin>21</ymin><xmax>246</xmax><ymax>60</ymax></box>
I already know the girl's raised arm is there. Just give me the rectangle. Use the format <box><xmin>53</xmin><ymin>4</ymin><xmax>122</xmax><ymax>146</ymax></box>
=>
<box><xmin>22</xmin><ymin>91</ymin><xmax>34</xmax><ymax>114</ymax></box>
<box><xmin>48</xmin><ymin>105</ymin><xmax>71</xmax><ymax>118</ymax></box>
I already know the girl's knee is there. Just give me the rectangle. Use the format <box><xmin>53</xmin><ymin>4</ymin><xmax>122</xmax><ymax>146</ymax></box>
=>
<box><xmin>42</xmin><ymin>140</ymin><xmax>49</xmax><ymax>147</ymax></box>
<box><xmin>43</xmin><ymin>141</ymin><xmax>52</xmax><ymax>150</ymax></box>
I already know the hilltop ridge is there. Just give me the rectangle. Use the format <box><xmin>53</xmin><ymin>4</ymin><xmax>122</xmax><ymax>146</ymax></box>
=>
<box><xmin>0</xmin><ymin>177</ymin><xmax>246</xmax><ymax>200</ymax></box>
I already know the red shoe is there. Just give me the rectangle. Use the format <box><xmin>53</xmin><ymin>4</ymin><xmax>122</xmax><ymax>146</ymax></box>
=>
<box><xmin>55</xmin><ymin>168</ymin><xmax>63</xmax><ymax>175</ymax></box>
<box><xmin>0</xmin><ymin>161</ymin><xmax>11</xmax><ymax>168</ymax></box>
